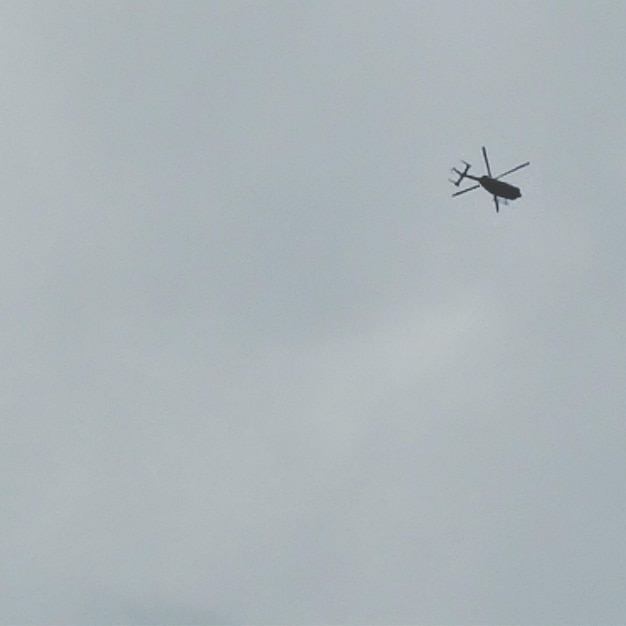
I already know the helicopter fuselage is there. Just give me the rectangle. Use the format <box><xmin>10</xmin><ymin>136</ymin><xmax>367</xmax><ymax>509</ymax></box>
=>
<box><xmin>479</xmin><ymin>176</ymin><xmax>520</xmax><ymax>199</ymax></box>
<box><xmin>463</xmin><ymin>173</ymin><xmax>521</xmax><ymax>199</ymax></box>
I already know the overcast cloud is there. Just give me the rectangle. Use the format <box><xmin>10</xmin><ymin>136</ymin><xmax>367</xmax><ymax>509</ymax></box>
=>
<box><xmin>1</xmin><ymin>1</ymin><xmax>626</xmax><ymax>624</ymax></box>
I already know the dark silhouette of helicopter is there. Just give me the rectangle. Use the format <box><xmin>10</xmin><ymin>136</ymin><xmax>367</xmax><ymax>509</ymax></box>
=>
<box><xmin>450</xmin><ymin>146</ymin><xmax>530</xmax><ymax>212</ymax></box>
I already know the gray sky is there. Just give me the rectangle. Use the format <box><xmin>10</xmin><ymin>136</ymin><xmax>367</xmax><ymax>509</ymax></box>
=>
<box><xmin>2</xmin><ymin>1</ymin><xmax>626</xmax><ymax>623</ymax></box>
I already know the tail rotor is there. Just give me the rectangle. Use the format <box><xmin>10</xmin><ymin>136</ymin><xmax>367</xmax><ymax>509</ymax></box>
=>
<box><xmin>449</xmin><ymin>161</ymin><xmax>471</xmax><ymax>186</ymax></box>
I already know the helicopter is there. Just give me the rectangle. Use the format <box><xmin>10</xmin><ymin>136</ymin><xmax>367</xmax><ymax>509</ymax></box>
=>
<box><xmin>449</xmin><ymin>146</ymin><xmax>530</xmax><ymax>212</ymax></box>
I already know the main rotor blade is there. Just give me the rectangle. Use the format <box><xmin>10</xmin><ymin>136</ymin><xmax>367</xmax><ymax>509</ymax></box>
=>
<box><xmin>452</xmin><ymin>184</ymin><xmax>480</xmax><ymax>197</ymax></box>
<box><xmin>495</xmin><ymin>161</ymin><xmax>530</xmax><ymax>179</ymax></box>
<box><xmin>482</xmin><ymin>146</ymin><xmax>493</xmax><ymax>177</ymax></box>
